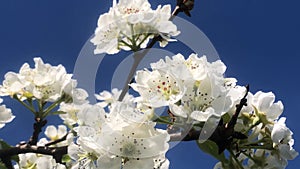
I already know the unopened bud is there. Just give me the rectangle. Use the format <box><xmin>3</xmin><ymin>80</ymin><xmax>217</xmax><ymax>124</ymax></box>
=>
<box><xmin>176</xmin><ymin>0</ymin><xmax>195</xmax><ymax>17</ymax></box>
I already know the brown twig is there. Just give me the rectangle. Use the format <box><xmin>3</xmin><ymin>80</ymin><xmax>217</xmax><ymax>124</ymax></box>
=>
<box><xmin>45</xmin><ymin>133</ymin><xmax>68</xmax><ymax>147</ymax></box>
<box><xmin>0</xmin><ymin>119</ymin><xmax>70</xmax><ymax>168</ymax></box>
<box><xmin>0</xmin><ymin>144</ymin><xmax>67</xmax><ymax>169</ymax></box>
<box><xmin>28</xmin><ymin>118</ymin><xmax>47</xmax><ymax>145</ymax></box>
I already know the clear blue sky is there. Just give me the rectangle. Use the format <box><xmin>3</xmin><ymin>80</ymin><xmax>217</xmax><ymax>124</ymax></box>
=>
<box><xmin>0</xmin><ymin>0</ymin><xmax>299</xmax><ymax>168</ymax></box>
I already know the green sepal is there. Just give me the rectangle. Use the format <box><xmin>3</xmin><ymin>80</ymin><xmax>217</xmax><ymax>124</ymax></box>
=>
<box><xmin>0</xmin><ymin>139</ymin><xmax>11</xmax><ymax>149</ymax></box>
<box><xmin>51</xmin><ymin>111</ymin><xmax>67</xmax><ymax>115</ymax></box>
<box><xmin>221</xmin><ymin>113</ymin><xmax>231</xmax><ymax>124</ymax></box>
<box><xmin>253</xmin><ymin>106</ymin><xmax>272</xmax><ymax>126</ymax></box>
<box><xmin>62</xmin><ymin>154</ymin><xmax>72</xmax><ymax>163</ymax></box>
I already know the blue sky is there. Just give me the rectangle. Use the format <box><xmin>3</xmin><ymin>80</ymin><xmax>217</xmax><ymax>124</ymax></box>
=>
<box><xmin>0</xmin><ymin>0</ymin><xmax>299</xmax><ymax>168</ymax></box>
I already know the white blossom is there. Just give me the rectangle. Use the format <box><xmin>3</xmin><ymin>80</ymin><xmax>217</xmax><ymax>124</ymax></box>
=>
<box><xmin>59</xmin><ymin>102</ymin><xmax>86</xmax><ymax>126</ymax></box>
<box><xmin>0</xmin><ymin>72</ymin><xmax>25</xmax><ymax>97</ymax></box>
<box><xmin>0</xmin><ymin>98</ymin><xmax>15</xmax><ymax>129</ymax></box>
<box><xmin>151</xmin><ymin>54</ymin><xmax>226</xmax><ymax>83</ymax></box>
<box><xmin>44</xmin><ymin>125</ymin><xmax>67</xmax><ymax>141</ymax></box>
<box><xmin>0</xmin><ymin>58</ymin><xmax>83</xmax><ymax>103</ymax></box>
<box><xmin>251</xmin><ymin>91</ymin><xmax>284</xmax><ymax>123</ymax></box>
<box><xmin>95</xmin><ymin>88</ymin><xmax>133</xmax><ymax>108</ymax></box>
<box><xmin>21</xmin><ymin>58</ymin><xmax>73</xmax><ymax>102</ymax></box>
<box><xmin>137</xmin><ymin>53</ymin><xmax>233</xmax><ymax>124</ymax></box>
<box><xmin>17</xmin><ymin>153</ymin><xmax>66</xmax><ymax>169</ymax></box>
<box><xmin>70</xmin><ymin>94</ymin><xmax>170</xmax><ymax>169</ymax></box>
<box><xmin>91</xmin><ymin>0</ymin><xmax>179</xmax><ymax>54</ymax></box>
<box><xmin>271</xmin><ymin>117</ymin><xmax>298</xmax><ymax>160</ymax></box>
<box><xmin>131</xmin><ymin>69</ymin><xmax>186</xmax><ymax>108</ymax></box>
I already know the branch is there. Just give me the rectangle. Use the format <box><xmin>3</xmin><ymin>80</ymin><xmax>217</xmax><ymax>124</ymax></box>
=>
<box><xmin>45</xmin><ymin>133</ymin><xmax>68</xmax><ymax>147</ymax></box>
<box><xmin>0</xmin><ymin>144</ymin><xmax>67</xmax><ymax>169</ymax></box>
<box><xmin>0</xmin><ymin>130</ymin><xmax>69</xmax><ymax>168</ymax></box>
<box><xmin>28</xmin><ymin>118</ymin><xmax>47</xmax><ymax>145</ymax></box>
<box><xmin>175</xmin><ymin>0</ymin><xmax>195</xmax><ymax>17</ymax></box>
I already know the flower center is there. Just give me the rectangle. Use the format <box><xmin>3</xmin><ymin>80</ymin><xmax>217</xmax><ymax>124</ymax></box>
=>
<box><xmin>185</xmin><ymin>60</ymin><xmax>200</xmax><ymax>70</ymax></box>
<box><xmin>182</xmin><ymin>86</ymin><xmax>214</xmax><ymax>112</ymax></box>
<box><xmin>150</xmin><ymin>75</ymin><xmax>179</xmax><ymax>100</ymax></box>
<box><xmin>123</xmin><ymin>7</ymin><xmax>140</xmax><ymax>14</ymax></box>
<box><xmin>120</xmin><ymin>142</ymin><xmax>137</xmax><ymax>157</ymax></box>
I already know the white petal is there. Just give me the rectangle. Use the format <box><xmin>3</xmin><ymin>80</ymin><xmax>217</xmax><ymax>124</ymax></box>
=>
<box><xmin>169</xmin><ymin>104</ymin><xmax>187</xmax><ymax>118</ymax></box>
<box><xmin>97</xmin><ymin>156</ymin><xmax>122</xmax><ymax>169</ymax></box>
<box><xmin>278</xmin><ymin>144</ymin><xmax>299</xmax><ymax>160</ymax></box>
<box><xmin>57</xmin><ymin>125</ymin><xmax>67</xmax><ymax>138</ymax></box>
<box><xmin>45</xmin><ymin>125</ymin><xmax>57</xmax><ymax>140</ymax></box>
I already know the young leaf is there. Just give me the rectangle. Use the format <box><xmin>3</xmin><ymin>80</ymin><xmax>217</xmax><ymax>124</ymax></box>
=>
<box><xmin>0</xmin><ymin>162</ymin><xmax>7</xmax><ymax>169</ymax></box>
<box><xmin>62</xmin><ymin>154</ymin><xmax>72</xmax><ymax>163</ymax></box>
<box><xmin>0</xmin><ymin>139</ymin><xmax>11</xmax><ymax>149</ymax></box>
<box><xmin>197</xmin><ymin>140</ymin><xmax>228</xmax><ymax>163</ymax></box>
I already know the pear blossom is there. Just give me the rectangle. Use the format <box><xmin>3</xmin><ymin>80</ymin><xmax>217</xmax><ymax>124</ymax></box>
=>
<box><xmin>91</xmin><ymin>0</ymin><xmax>179</xmax><ymax>54</ymax></box>
<box><xmin>44</xmin><ymin>125</ymin><xmax>68</xmax><ymax>141</ymax></box>
<box><xmin>95</xmin><ymin>88</ymin><xmax>134</xmax><ymax>108</ymax></box>
<box><xmin>133</xmin><ymin>53</ymin><xmax>233</xmax><ymax>124</ymax></box>
<box><xmin>0</xmin><ymin>72</ymin><xmax>25</xmax><ymax>97</ymax></box>
<box><xmin>67</xmin><ymin>141</ymin><xmax>102</xmax><ymax>169</ymax></box>
<box><xmin>175</xmin><ymin>75</ymin><xmax>232</xmax><ymax>122</ymax></box>
<box><xmin>70</xmin><ymin>95</ymin><xmax>170</xmax><ymax>169</ymax></box>
<box><xmin>130</xmin><ymin>69</ymin><xmax>186</xmax><ymax>108</ymax></box>
<box><xmin>76</xmin><ymin>104</ymin><xmax>106</xmax><ymax>128</ymax></box>
<box><xmin>95</xmin><ymin>102</ymin><xmax>170</xmax><ymax>169</ymax></box>
<box><xmin>0</xmin><ymin>57</ymin><xmax>89</xmax><ymax>108</ymax></box>
<box><xmin>58</xmin><ymin>102</ymin><xmax>86</xmax><ymax>126</ymax></box>
<box><xmin>19</xmin><ymin>57</ymin><xmax>73</xmax><ymax>102</ymax></box>
<box><xmin>37</xmin><ymin>125</ymin><xmax>74</xmax><ymax>147</ymax></box>
<box><xmin>17</xmin><ymin>153</ymin><xmax>66</xmax><ymax>169</ymax></box>
<box><xmin>0</xmin><ymin>98</ymin><xmax>15</xmax><ymax>129</ymax></box>
<box><xmin>271</xmin><ymin>117</ymin><xmax>298</xmax><ymax>160</ymax></box>
<box><xmin>251</xmin><ymin>91</ymin><xmax>284</xmax><ymax>124</ymax></box>
<box><xmin>70</xmin><ymin>104</ymin><xmax>107</xmax><ymax>168</ymax></box>
<box><xmin>151</xmin><ymin>54</ymin><xmax>226</xmax><ymax>83</ymax></box>
<box><xmin>0</xmin><ymin>58</ymin><xmax>81</xmax><ymax>103</ymax></box>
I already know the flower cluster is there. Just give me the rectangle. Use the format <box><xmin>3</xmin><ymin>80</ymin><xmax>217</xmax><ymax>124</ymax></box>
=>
<box><xmin>91</xmin><ymin>0</ymin><xmax>180</xmax><ymax>54</ymax></box>
<box><xmin>131</xmin><ymin>54</ymin><xmax>234</xmax><ymax>127</ymax></box>
<box><xmin>14</xmin><ymin>153</ymin><xmax>66</xmax><ymax>169</ymax></box>
<box><xmin>131</xmin><ymin>53</ymin><xmax>298</xmax><ymax>168</ymax></box>
<box><xmin>61</xmin><ymin>91</ymin><xmax>169</xmax><ymax>169</ymax></box>
<box><xmin>0</xmin><ymin>58</ymin><xmax>84</xmax><ymax>103</ymax></box>
<box><xmin>14</xmin><ymin>125</ymin><xmax>73</xmax><ymax>169</ymax></box>
<box><xmin>0</xmin><ymin>0</ymin><xmax>298</xmax><ymax>168</ymax></box>
<box><xmin>214</xmin><ymin>91</ymin><xmax>298</xmax><ymax>169</ymax></box>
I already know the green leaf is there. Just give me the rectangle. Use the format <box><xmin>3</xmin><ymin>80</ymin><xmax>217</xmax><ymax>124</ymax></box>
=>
<box><xmin>0</xmin><ymin>139</ymin><xmax>11</xmax><ymax>149</ymax></box>
<box><xmin>62</xmin><ymin>154</ymin><xmax>72</xmax><ymax>163</ymax></box>
<box><xmin>51</xmin><ymin>111</ymin><xmax>67</xmax><ymax>115</ymax></box>
<box><xmin>197</xmin><ymin>140</ymin><xmax>228</xmax><ymax>163</ymax></box>
<box><xmin>222</xmin><ymin>113</ymin><xmax>231</xmax><ymax>124</ymax></box>
<box><xmin>0</xmin><ymin>162</ymin><xmax>7</xmax><ymax>169</ymax></box>
<box><xmin>11</xmin><ymin>155</ymin><xmax>19</xmax><ymax>163</ymax></box>
<box><xmin>0</xmin><ymin>140</ymin><xmax>19</xmax><ymax>163</ymax></box>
